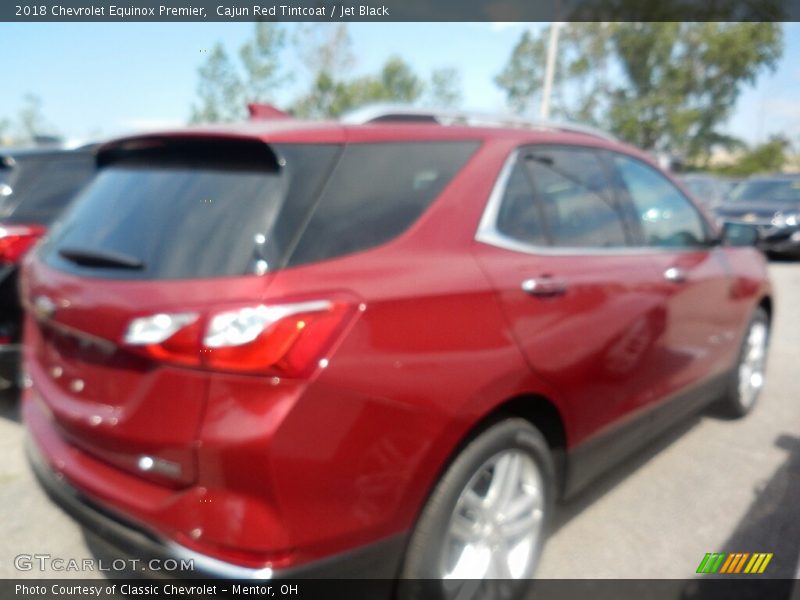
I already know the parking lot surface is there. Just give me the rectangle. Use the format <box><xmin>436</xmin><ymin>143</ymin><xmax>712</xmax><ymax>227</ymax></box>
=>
<box><xmin>0</xmin><ymin>262</ymin><xmax>798</xmax><ymax>580</ymax></box>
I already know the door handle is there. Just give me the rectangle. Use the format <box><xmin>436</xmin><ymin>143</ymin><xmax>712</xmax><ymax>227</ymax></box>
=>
<box><xmin>521</xmin><ymin>277</ymin><xmax>568</xmax><ymax>297</ymax></box>
<box><xmin>664</xmin><ymin>267</ymin><xmax>688</xmax><ymax>283</ymax></box>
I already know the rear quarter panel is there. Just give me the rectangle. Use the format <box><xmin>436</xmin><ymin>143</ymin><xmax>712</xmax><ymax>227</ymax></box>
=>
<box><xmin>208</xmin><ymin>140</ymin><xmax>573</xmax><ymax>561</ymax></box>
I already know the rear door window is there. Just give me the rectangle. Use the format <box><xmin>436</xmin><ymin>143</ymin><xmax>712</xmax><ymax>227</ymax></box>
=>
<box><xmin>522</xmin><ymin>146</ymin><xmax>627</xmax><ymax>248</ymax></box>
<box><xmin>287</xmin><ymin>141</ymin><xmax>479</xmax><ymax>266</ymax></box>
<box><xmin>491</xmin><ymin>145</ymin><xmax>629</xmax><ymax>249</ymax></box>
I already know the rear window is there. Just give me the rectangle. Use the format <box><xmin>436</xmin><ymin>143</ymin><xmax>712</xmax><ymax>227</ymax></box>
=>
<box><xmin>42</xmin><ymin>140</ymin><xmax>478</xmax><ymax>280</ymax></box>
<box><xmin>288</xmin><ymin>141</ymin><xmax>479</xmax><ymax>266</ymax></box>
<box><xmin>43</xmin><ymin>142</ymin><xmax>339</xmax><ymax>280</ymax></box>
<box><xmin>0</xmin><ymin>154</ymin><xmax>95</xmax><ymax>225</ymax></box>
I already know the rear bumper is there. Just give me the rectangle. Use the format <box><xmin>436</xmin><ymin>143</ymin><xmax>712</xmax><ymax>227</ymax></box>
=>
<box><xmin>27</xmin><ymin>435</ymin><xmax>275</xmax><ymax>579</ymax></box>
<box><xmin>25</xmin><ymin>407</ymin><xmax>408</xmax><ymax>581</ymax></box>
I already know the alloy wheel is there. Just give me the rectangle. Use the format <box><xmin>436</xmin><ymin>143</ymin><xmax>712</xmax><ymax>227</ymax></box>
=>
<box><xmin>441</xmin><ymin>450</ymin><xmax>544</xmax><ymax>580</ymax></box>
<box><xmin>738</xmin><ymin>320</ymin><xmax>769</xmax><ymax>410</ymax></box>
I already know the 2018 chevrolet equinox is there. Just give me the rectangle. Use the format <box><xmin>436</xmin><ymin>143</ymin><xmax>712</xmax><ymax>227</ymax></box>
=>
<box><xmin>21</xmin><ymin>109</ymin><xmax>772</xmax><ymax>598</ymax></box>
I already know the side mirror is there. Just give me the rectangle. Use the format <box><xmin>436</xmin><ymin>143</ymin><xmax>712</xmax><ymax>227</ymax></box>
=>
<box><xmin>721</xmin><ymin>222</ymin><xmax>760</xmax><ymax>247</ymax></box>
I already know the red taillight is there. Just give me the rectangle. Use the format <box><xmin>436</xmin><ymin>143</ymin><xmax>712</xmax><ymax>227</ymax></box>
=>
<box><xmin>126</xmin><ymin>314</ymin><xmax>204</xmax><ymax>368</ymax></box>
<box><xmin>0</xmin><ymin>224</ymin><xmax>46</xmax><ymax>263</ymax></box>
<box><xmin>123</xmin><ymin>300</ymin><xmax>358</xmax><ymax>378</ymax></box>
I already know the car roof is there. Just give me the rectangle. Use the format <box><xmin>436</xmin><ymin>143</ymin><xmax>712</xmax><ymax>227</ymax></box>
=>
<box><xmin>97</xmin><ymin>118</ymin><xmax>651</xmax><ymax>163</ymax></box>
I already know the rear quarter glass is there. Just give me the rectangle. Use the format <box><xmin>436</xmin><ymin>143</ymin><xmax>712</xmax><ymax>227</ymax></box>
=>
<box><xmin>287</xmin><ymin>141</ymin><xmax>480</xmax><ymax>266</ymax></box>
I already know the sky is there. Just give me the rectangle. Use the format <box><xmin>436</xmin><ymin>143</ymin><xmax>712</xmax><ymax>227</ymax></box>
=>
<box><xmin>2</xmin><ymin>21</ymin><xmax>799</xmax><ymax>146</ymax></box>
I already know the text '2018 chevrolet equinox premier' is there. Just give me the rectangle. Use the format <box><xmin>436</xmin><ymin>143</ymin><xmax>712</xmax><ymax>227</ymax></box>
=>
<box><xmin>22</xmin><ymin>109</ymin><xmax>771</xmax><ymax>597</ymax></box>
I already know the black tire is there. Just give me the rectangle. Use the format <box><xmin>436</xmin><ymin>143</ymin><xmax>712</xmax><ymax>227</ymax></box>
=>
<box><xmin>397</xmin><ymin>418</ymin><xmax>555</xmax><ymax>600</ymax></box>
<box><xmin>718</xmin><ymin>306</ymin><xmax>770</xmax><ymax>418</ymax></box>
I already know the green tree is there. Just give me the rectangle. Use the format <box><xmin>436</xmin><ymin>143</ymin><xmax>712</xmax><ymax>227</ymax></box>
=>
<box><xmin>19</xmin><ymin>93</ymin><xmax>49</xmax><ymax>139</ymax></box>
<box><xmin>290</xmin><ymin>24</ymin><xmax>356</xmax><ymax>118</ymax></box>
<box><xmin>495</xmin><ymin>23</ymin><xmax>783</xmax><ymax>159</ymax></box>
<box><xmin>294</xmin><ymin>56</ymin><xmax>424</xmax><ymax>118</ymax></box>
<box><xmin>1</xmin><ymin>94</ymin><xmax>55</xmax><ymax>146</ymax></box>
<box><xmin>428</xmin><ymin>67</ymin><xmax>462</xmax><ymax>108</ymax></box>
<box><xmin>495</xmin><ymin>24</ymin><xmax>614</xmax><ymax>122</ymax></box>
<box><xmin>239</xmin><ymin>23</ymin><xmax>291</xmax><ymax>102</ymax></box>
<box><xmin>610</xmin><ymin>23</ymin><xmax>782</xmax><ymax>157</ymax></box>
<box><xmin>494</xmin><ymin>31</ymin><xmax>545</xmax><ymax>114</ymax></box>
<box><xmin>379</xmin><ymin>56</ymin><xmax>425</xmax><ymax>103</ymax></box>
<box><xmin>291</xmin><ymin>25</ymin><xmax>426</xmax><ymax>118</ymax></box>
<box><xmin>717</xmin><ymin>137</ymin><xmax>788</xmax><ymax>176</ymax></box>
<box><xmin>0</xmin><ymin>118</ymin><xmax>10</xmax><ymax>144</ymax></box>
<box><xmin>190</xmin><ymin>43</ymin><xmax>244</xmax><ymax>123</ymax></box>
<box><xmin>191</xmin><ymin>23</ymin><xmax>289</xmax><ymax>123</ymax></box>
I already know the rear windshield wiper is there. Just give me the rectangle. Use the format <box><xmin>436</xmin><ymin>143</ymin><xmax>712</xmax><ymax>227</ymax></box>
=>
<box><xmin>58</xmin><ymin>247</ymin><xmax>144</xmax><ymax>270</ymax></box>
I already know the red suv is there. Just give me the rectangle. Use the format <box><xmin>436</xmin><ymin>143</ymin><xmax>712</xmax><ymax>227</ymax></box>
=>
<box><xmin>22</xmin><ymin>110</ymin><xmax>771</xmax><ymax>593</ymax></box>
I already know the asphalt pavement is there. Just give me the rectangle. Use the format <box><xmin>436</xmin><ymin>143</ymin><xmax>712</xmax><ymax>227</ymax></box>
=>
<box><xmin>0</xmin><ymin>262</ymin><xmax>798</xmax><ymax>582</ymax></box>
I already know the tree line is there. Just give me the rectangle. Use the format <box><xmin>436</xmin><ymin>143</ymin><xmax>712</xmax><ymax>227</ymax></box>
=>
<box><xmin>0</xmin><ymin>94</ymin><xmax>52</xmax><ymax>145</ymax></box>
<box><xmin>494</xmin><ymin>22</ymin><xmax>784</xmax><ymax>166</ymax></box>
<box><xmin>195</xmin><ymin>22</ymin><xmax>786</xmax><ymax>169</ymax></box>
<box><xmin>2</xmin><ymin>23</ymin><xmax>788</xmax><ymax>174</ymax></box>
<box><xmin>191</xmin><ymin>23</ymin><xmax>462</xmax><ymax>122</ymax></box>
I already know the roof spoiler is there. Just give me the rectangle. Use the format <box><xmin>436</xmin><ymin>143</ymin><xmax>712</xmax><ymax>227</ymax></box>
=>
<box><xmin>96</xmin><ymin>136</ymin><xmax>282</xmax><ymax>172</ymax></box>
<box><xmin>247</xmin><ymin>103</ymin><xmax>291</xmax><ymax>121</ymax></box>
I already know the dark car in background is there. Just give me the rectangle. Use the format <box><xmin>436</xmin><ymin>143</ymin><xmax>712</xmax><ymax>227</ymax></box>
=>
<box><xmin>678</xmin><ymin>173</ymin><xmax>734</xmax><ymax>210</ymax></box>
<box><xmin>0</xmin><ymin>146</ymin><xmax>96</xmax><ymax>389</ymax></box>
<box><xmin>716</xmin><ymin>174</ymin><xmax>800</xmax><ymax>258</ymax></box>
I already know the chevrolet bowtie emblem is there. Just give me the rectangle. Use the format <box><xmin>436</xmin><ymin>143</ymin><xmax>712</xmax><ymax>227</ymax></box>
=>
<box><xmin>743</xmin><ymin>213</ymin><xmax>757</xmax><ymax>222</ymax></box>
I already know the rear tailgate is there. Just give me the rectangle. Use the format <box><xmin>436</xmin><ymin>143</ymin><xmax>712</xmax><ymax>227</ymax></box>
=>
<box><xmin>24</xmin><ymin>263</ymin><xmax>273</xmax><ymax>487</ymax></box>
<box><xmin>22</xmin><ymin>135</ymin><xmax>340</xmax><ymax>487</ymax></box>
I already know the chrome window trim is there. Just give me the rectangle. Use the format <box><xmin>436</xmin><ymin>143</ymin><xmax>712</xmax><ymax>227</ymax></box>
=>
<box><xmin>475</xmin><ymin>147</ymin><xmax>718</xmax><ymax>257</ymax></box>
<box><xmin>475</xmin><ymin>149</ymin><xmax>520</xmax><ymax>239</ymax></box>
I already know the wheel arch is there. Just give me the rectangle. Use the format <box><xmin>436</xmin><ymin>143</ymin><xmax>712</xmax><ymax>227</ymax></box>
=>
<box><xmin>396</xmin><ymin>392</ymin><xmax>569</xmax><ymax>581</ymax></box>
<box><xmin>474</xmin><ymin>394</ymin><xmax>569</xmax><ymax>496</ymax></box>
<box><xmin>405</xmin><ymin>391</ymin><xmax>571</xmax><ymax>533</ymax></box>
